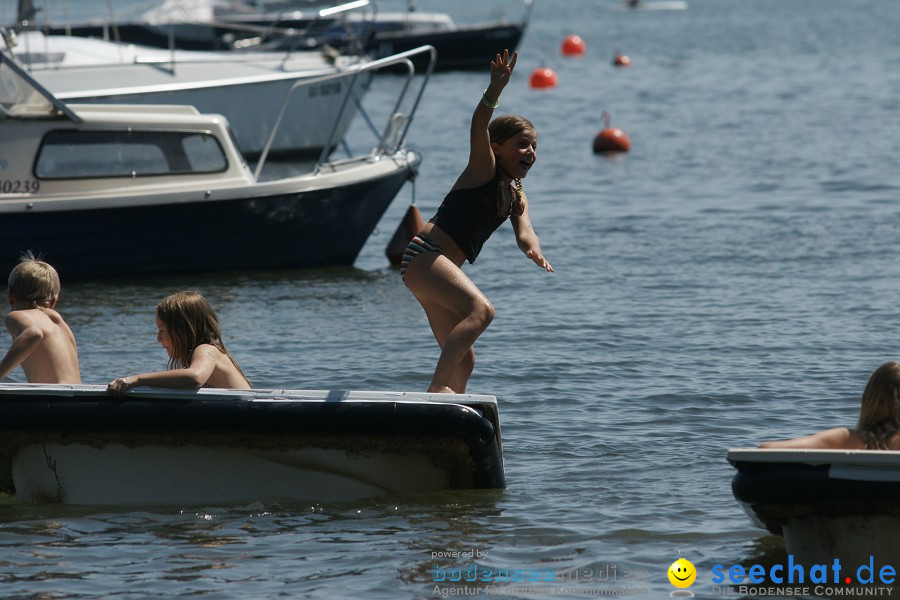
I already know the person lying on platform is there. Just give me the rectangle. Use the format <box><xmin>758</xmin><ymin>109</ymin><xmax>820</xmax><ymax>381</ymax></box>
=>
<box><xmin>760</xmin><ymin>360</ymin><xmax>900</xmax><ymax>450</ymax></box>
<box><xmin>107</xmin><ymin>291</ymin><xmax>250</xmax><ymax>394</ymax></box>
<box><xmin>0</xmin><ymin>251</ymin><xmax>81</xmax><ymax>384</ymax></box>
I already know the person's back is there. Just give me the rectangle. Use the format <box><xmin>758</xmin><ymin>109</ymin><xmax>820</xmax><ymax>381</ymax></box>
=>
<box><xmin>190</xmin><ymin>343</ymin><xmax>251</xmax><ymax>390</ymax></box>
<box><xmin>0</xmin><ymin>253</ymin><xmax>81</xmax><ymax>384</ymax></box>
<box><xmin>4</xmin><ymin>306</ymin><xmax>81</xmax><ymax>383</ymax></box>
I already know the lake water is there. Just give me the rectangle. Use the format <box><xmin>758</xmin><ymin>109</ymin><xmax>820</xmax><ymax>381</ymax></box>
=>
<box><xmin>2</xmin><ymin>0</ymin><xmax>900</xmax><ymax>597</ymax></box>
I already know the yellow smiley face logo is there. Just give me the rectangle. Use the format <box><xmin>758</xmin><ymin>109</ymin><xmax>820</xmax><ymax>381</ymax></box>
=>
<box><xmin>668</xmin><ymin>558</ymin><xmax>696</xmax><ymax>588</ymax></box>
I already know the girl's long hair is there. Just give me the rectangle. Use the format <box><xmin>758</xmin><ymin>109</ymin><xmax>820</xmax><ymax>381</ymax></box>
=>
<box><xmin>156</xmin><ymin>291</ymin><xmax>249</xmax><ymax>384</ymax></box>
<box><xmin>857</xmin><ymin>361</ymin><xmax>900</xmax><ymax>449</ymax></box>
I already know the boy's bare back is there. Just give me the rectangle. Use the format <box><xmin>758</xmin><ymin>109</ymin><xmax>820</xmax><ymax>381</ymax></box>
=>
<box><xmin>2</xmin><ymin>252</ymin><xmax>81</xmax><ymax>384</ymax></box>
<box><xmin>2</xmin><ymin>306</ymin><xmax>81</xmax><ymax>384</ymax></box>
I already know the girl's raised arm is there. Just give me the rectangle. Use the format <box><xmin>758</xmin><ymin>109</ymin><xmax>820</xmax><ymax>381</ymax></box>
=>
<box><xmin>453</xmin><ymin>50</ymin><xmax>518</xmax><ymax>190</ymax></box>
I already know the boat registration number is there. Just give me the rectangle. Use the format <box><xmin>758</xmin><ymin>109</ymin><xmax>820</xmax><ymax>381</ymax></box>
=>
<box><xmin>0</xmin><ymin>179</ymin><xmax>40</xmax><ymax>194</ymax></box>
<box><xmin>308</xmin><ymin>82</ymin><xmax>343</xmax><ymax>97</ymax></box>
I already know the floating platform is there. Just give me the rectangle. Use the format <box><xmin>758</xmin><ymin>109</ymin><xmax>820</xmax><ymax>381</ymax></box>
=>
<box><xmin>728</xmin><ymin>448</ymin><xmax>900</xmax><ymax>566</ymax></box>
<box><xmin>0</xmin><ymin>384</ymin><xmax>505</xmax><ymax>505</ymax></box>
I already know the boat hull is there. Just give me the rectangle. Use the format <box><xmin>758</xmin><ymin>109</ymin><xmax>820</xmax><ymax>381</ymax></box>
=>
<box><xmin>371</xmin><ymin>23</ymin><xmax>526</xmax><ymax>71</ymax></box>
<box><xmin>0</xmin><ymin>159</ymin><xmax>414</xmax><ymax>279</ymax></box>
<box><xmin>0</xmin><ymin>386</ymin><xmax>505</xmax><ymax>505</ymax></box>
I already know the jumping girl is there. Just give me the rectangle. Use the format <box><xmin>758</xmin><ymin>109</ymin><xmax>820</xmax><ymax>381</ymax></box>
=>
<box><xmin>400</xmin><ymin>50</ymin><xmax>553</xmax><ymax>394</ymax></box>
<box><xmin>108</xmin><ymin>291</ymin><xmax>251</xmax><ymax>393</ymax></box>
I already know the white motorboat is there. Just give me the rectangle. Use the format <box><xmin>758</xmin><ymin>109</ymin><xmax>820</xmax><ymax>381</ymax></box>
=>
<box><xmin>728</xmin><ymin>448</ymin><xmax>900</xmax><ymax>567</ymax></box>
<box><xmin>2</xmin><ymin>27</ymin><xmax>371</xmax><ymax>158</ymax></box>
<box><xmin>0</xmin><ymin>384</ymin><xmax>505</xmax><ymax>505</ymax></box>
<box><xmin>0</xmin><ymin>45</ymin><xmax>435</xmax><ymax>278</ymax></box>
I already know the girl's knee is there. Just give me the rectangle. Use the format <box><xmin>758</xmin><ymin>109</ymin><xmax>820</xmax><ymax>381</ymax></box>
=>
<box><xmin>472</xmin><ymin>299</ymin><xmax>495</xmax><ymax>327</ymax></box>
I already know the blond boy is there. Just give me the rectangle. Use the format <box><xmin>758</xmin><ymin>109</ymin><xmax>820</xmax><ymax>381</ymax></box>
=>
<box><xmin>0</xmin><ymin>253</ymin><xmax>81</xmax><ymax>383</ymax></box>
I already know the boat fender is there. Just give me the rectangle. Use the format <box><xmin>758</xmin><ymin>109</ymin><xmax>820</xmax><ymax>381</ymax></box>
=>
<box><xmin>385</xmin><ymin>203</ymin><xmax>425</xmax><ymax>265</ymax></box>
<box><xmin>529</xmin><ymin>66</ymin><xmax>558</xmax><ymax>89</ymax></box>
<box><xmin>561</xmin><ymin>35</ymin><xmax>586</xmax><ymax>57</ymax></box>
<box><xmin>592</xmin><ymin>111</ymin><xmax>631</xmax><ymax>154</ymax></box>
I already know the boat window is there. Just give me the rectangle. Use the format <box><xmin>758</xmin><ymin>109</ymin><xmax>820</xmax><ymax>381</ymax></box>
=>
<box><xmin>34</xmin><ymin>130</ymin><xmax>228</xmax><ymax>179</ymax></box>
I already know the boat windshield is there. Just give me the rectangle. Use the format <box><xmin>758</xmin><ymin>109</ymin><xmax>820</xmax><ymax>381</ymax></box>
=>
<box><xmin>0</xmin><ymin>50</ymin><xmax>78</xmax><ymax>120</ymax></box>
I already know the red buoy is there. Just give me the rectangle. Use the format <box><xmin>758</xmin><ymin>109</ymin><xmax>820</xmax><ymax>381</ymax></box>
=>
<box><xmin>561</xmin><ymin>35</ymin><xmax>586</xmax><ymax>56</ymax></box>
<box><xmin>529</xmin><ymin>67</ymin><xmax>558</xmax><ymax>89</ymax></box>
<box><xmin>613</xmin><ymin>52</ymin><xmax>632</xmax><ymax>67</ymax></box>
<box><xmin>385</xmin><ymin>204</ymin><xmax>425</xmax><ymax>265</ymax></box>
<box><xmin>592</xmin><ymin>111</ymin><xmax>631</xmax><ymax>154</ymax></box>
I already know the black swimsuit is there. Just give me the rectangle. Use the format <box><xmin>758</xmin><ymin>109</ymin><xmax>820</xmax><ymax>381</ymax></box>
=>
<box><xmin>428</xmin><ymin>173</ymin><xmax>510</xmax><ymax>264</ymax></box>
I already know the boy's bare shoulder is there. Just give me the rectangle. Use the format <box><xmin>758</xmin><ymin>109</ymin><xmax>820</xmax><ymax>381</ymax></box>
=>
<box><xmin>5</xmin><ymin>308</ymin><xmax>38</xmax><ymax>328</ymax></box>
<box><xmin>6</xmin><ymin>307</ymin><xmax>68</xmax><ymax>331</ymax></box>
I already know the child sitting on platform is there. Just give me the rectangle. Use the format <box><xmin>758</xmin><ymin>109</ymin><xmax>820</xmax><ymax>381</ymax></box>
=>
<box><xmin>760</xmin><ymin>360</ymin><xmax>900</xmax><ymax>450</ymax></box>
<box><xmin>107</xmin><ymin>291</ymin><xmax>250</xmax><ymax>393</ymax></box>
<box><xmin>0</xmin><ymin>252</ymin><xmax>81</xmax><ymax>384</ymax></box>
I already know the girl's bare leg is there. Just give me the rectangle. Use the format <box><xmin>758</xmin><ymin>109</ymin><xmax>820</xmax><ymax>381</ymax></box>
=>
<box><xmin>405</xmin><ymin>252</ymin><xmax>495</xmax><ymax>393</ymax></box>
<box><xmin>418</xmin><ymin>299</ymin><xmax>478</xmax><ymax>393</ymax></box>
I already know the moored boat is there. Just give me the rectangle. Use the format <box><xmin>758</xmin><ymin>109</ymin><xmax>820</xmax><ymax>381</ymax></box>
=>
<box><xmin>0</xmin><ymin>45</ymin><xmax>435</xmax><ymax>278</ymax></box>
<box><xmin>0</xmin><ymin>384</ymin><xmax>505</xmax><ymax>505</ymax></box>
<box><xmin>34</xmin><ymin>0</ymin><xmax>532</xmax><ymax>72</ymax></box>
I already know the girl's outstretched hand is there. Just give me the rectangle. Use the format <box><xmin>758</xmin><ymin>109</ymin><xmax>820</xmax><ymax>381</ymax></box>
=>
<box><xmin>107</xmin><ymin>376</ymin><xmax>136</xmax><ymax>395</ymax></box>
<box><xmin>526</xmin><ymin>248</ymin><xmax>554</xmax><ymax>272</ymax></box>
<box><xmin>490</xmin><ymin>50</ymin><xmax>518</xmax><ymax>88</ymax></box>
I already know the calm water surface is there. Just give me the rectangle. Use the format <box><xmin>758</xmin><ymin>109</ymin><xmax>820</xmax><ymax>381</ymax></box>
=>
<box><xmin>2</xmin><ymin>0</ymin><xmax>900</xmax><ymax>597</ymax></box>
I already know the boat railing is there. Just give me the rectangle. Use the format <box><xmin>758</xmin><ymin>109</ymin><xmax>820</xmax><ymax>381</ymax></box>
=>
<box><xmin>254</xmin><ymin>43</ymin><xmax>436</xmax><ymax>180</ymax></box>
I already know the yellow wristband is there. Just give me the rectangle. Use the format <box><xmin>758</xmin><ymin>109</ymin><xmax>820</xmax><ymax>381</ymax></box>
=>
<box><xmin>481</xmin><ymin>89</ymin><xmax>500</xmax><ymax>109</ymax></box>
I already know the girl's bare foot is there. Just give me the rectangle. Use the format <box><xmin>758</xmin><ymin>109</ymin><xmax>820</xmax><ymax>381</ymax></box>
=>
<box><xmin>428</xmin><ymin>385</ymin><xmax>456</xmax><ymax>394</ymax></box>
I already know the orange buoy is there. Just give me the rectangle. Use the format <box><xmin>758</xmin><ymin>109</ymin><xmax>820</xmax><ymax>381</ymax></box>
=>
<box><xmin>529</xmin><ymin>67</ymin><xmax>558</xmax><ymax>89</ymax></box>
<box><xmin>592</xmin><ymin>111</ymin><xmax>631</xmax><ymax>154</ymax></box>
<box><xmin>593</xmin><ymin>128</ymin><xmax>630</xmax><ymax>153</ymax></box>
<box><xmin>385</xmin><ymin>204</ymin><xmax>425</xmax><ymax>265</ymax></box>
<box><xmin>613</xmin><ymin>52</ymin><xmax>632</xmax><ymax>67</ymax></box>
<box><xmin>561</xmin><ymin>34</ymin><xmax>586</xmax><ymax>56</ymax></box>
